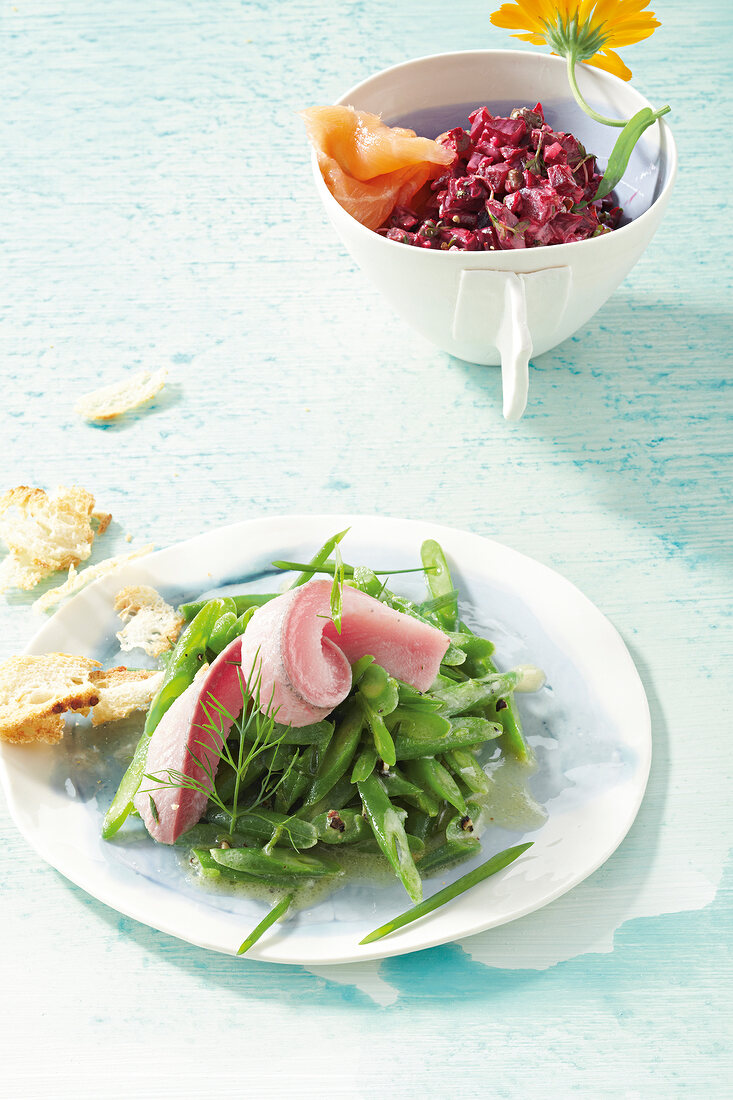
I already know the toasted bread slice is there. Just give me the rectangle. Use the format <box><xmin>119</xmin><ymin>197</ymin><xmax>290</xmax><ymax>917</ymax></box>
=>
<box><xmin>0</xmin><ymin>653</ymin><xmax>102</xmax><ymax>744</ymax></box>
<box><xmin>0</xmin><ymin>485</ymin><xmax>106</xmax><ymax>593</ymax></box>
<box><xmin>0</xmin><ymin>654</ymin><xmax>163</xmax><ymax>744</ymax></box>
<box><xmin>114</xmin><ymin>584</ymin><xmax>184</xmax><ymax>657</ymax></box>
<box><xmin>90</xmin><ymin>666</ymin><xmax>164</xmax><ymax>726</ymax></box>
<box><xmin>75</xmin><ymin>368</ymin><xmax>167</xmax><ymax>422</ymax></box>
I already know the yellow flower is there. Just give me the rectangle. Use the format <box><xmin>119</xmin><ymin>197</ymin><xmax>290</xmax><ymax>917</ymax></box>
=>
<box><xmin>490</xmin><ymin>0</ymin><xmax>661</xmax><ymax>81</ymax></box>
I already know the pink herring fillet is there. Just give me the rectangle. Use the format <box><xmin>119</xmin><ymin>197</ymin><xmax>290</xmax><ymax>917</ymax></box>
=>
<box><xmin>134</xmin><ymin>637</ymin><xmax>244</xmax><ymax>844</ymax></box>
<box><xmin>240</xmin><ymin>579</ymin><xmax>449</xmax><ymax>727</ymax></box>
<box><xmin>324</xmin><ymin>585</ymin><xmax>449</xmax><ymax>692</ymax></box>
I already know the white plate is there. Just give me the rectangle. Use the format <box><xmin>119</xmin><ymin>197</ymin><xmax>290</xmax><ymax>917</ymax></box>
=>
<box><xmin>0</xmin><ymin>515</ymin><xmax>651</xmax><ymax>964</ymax></box>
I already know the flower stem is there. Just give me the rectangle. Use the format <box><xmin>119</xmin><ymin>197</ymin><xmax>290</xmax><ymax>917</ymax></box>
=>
<box><xmin>566</xmin><ymin>53</ymin><xmax>627</xmax><ymax>127</ymax></box>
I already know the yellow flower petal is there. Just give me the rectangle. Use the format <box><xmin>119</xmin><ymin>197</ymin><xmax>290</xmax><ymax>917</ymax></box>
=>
<box><xmin>577</xmin><ymin>0</ymin><xmax>596</xmax><ymax>23</ymax></box>
<box><xmin>490</xmin><ymin>1</ymin><xmax>549</xmax><ymax>33</ymax></box>
<box><xmin>605</xmin><ymin>21</ymin><xmax>659</xmax><ymax>47</ymax></box>
<box><xmin>512</xmin><ymin>30</ymin><xmax>551</xmax><ymax>42</ymax></box>
<box><xmin>582</xmin><ymin>48</ymin><xmax>633</xmax><ymax>80</ymax></box>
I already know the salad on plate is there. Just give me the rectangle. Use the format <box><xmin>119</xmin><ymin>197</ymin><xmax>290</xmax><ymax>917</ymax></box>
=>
<box><xmin>101</xmin><ymin>530</ymin><xmax>545</xmax><ymax>952</ymax></box>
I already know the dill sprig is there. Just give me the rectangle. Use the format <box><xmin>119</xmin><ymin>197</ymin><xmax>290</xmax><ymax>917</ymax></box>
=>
<box><xmin>142</xmin><ymin>657</ymin><xmax>297</xmax><ymax>835</ymax></box>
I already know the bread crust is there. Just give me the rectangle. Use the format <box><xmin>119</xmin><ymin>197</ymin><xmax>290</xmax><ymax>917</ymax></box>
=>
<box><xmin>0</xmin><ymin>653</ymin><xmax>161</xmax><ymax>744</ymax></box>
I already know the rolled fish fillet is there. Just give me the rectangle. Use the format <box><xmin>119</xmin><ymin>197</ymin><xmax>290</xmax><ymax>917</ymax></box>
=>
<box><xmin>240</xmin><ymin>579</ymin><xmax>449</xmax><ymax>727</ymax></box>
<box><xmin>137</xmin><ymin>582</ymin><xmax>449</xmax><ymax>843</ymax></box>
<box><xmin>134</xmin><ymin>637</ymin><xmax>244</xmax><ymax>844</ymax></box>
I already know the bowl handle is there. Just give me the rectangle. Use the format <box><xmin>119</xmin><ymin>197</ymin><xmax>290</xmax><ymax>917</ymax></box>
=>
<box><xmin>453</xmin><ymin>267</ymin><xmax>572</xmax><ymax>420</ymax></box>
<box><xmin>496</xmin><ymin>273</ymin><xmax>532</xmax><ymax>420</ymax></box>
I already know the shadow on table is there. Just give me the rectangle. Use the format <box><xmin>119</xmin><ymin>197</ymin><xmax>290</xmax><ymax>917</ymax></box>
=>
<box><xmin>455</xmin><ymin>291</ymin><xmax>732</xmax><ymax>575</ymax></box>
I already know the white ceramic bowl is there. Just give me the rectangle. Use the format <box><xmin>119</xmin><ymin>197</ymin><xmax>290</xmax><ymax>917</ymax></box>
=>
<box><xmin>311</xmin><ymin>50</ymin><xmax>677</xmax><ymax>419</ymax></box>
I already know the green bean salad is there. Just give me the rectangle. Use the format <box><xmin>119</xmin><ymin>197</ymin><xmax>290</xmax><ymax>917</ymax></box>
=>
<box><xmin>103</xmin><ymin>533</ymin><xmax>544</xmax><ymax>951</ymax></box>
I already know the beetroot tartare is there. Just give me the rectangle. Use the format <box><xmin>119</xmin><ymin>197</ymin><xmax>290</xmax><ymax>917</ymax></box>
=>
<box><xmin>381</xmin><ymin>103</ymin><xmax>622</xmax><ymax>251</ymax></box>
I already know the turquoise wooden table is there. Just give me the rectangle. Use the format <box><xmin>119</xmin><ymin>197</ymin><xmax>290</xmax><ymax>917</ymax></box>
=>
<box><xmin>1</xmin><ymin>1</ymin><xmax>731</xmax><ymax>1095</ymax></box>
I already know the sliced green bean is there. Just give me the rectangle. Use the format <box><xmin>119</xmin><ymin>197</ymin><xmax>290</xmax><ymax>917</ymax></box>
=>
<box><xmin>360</xmin><ymin>696</ymin><xmax>396</xmax><ymax>768</ymax></box>
<box><xmin>415</xmin><ymin>838</ymin><xmax>481</xmax><ymax>877</ymax></box>
<box><xmin>420</xmin><ymin>539</ymin><xmax>459</xmax><ymax>630</ymax></box>
<box><xmin>351</xmin><ymin>746</ymin><xmax>377</xmax><ymax>783</ymax></box>
<box><xmin>394</xmin><ymin>717</ymin><xmax>501</xmax><ymax>760</ymax></box>
<box><xmin>445</xmin><ymin>812</ymin><xmax>478</xmax><ymax>844</ymax></box>
<box><xmin>274</xmin><ymin>744</ymin><xmax>316</xmax><ymax>813</ymax></box>
<box><xmin>203</xmin><ymin>808</ymin><xmax>317</xmax><ymax>850</ymax></box>
<box><xmin>300</xmin><ymin>773</ymin><xmax>357</xmax><ymax>821</ymax></box>
<box><xmin>387</xmin><ymin>706</ymin><xmax>452</xmax><ymax>741</ymax></box>
<box><xmin>207</xmin><ymin>605</ymin><xmax>238</xmax><ymax>654</ymax></box>
<box><xmin>360</xmin><ymin>842</ymin><xmax>533</xmax><ymax>944</ymax></box>
<box><xmin>191</xmin><ymin>848</ymin><xmax>259</xmax><ymax>883</ymax></box>
<box><xmin>312</xmin><ymin>808</ymin><xmax>369</xmax><ymax>845</ymax></box>
<box><xmin>270</xmin><ymin>720</ymin><xmax>334</xmax><ymax>750</ymax></box>
<box><xmin>356</xmin><ymin>833</ymin><xmax>425</xmax><ymax>857</ymax></box>
<box><xmin>404</xmin><ymin>757</ymin><xmax>468</xmax><ymax>816</ymax></box>
<box><xmin>303</xmin><ymin>701</ymin><xmax>363</xmax><ymax>807</ymax></box>
<box><xmin>488</xmin><ymin>696</ymin><xmax>531</xmax><ymax>763</ymax></box>
<box><xmin>359</xmin><ymin>664</ymin><xmax>399</xmax><ymax>715</ymax></box>
<box><xmin>443</xmin><ymin>748</ymin><xmax>491</xmax><ymax>794</ymax></box>
<box><xmin>211</xmin><ymin>846</ymin><xmax>343</xmax><ymax>879</ymax></box>
<box><xmin>405</xmin><ymin>808</ymin><xmax>432</xmax><ymax>842</ymax></box>
<box><xmin>431</xmin><ymin>670</ymin><xmax>524</xmax><ymax>717</ymax></box>
<box><xmin>382</xmin><ymin>768</ymin><xmax>440</xmax><ymax>817</ymax></box>
<box><xmin>222</xmin><ymin>605</ymin><xmax>257</xmax><ymax>648</ymax></box>
<box><xmin>179</xmin><ymin>592</ymin><xmax>275</xmax><ymax>621</ymax></box>
<box><xmin>357</xmin><ymin>774</ymin><xmax>422</xmax><ymax>903</ymax></box>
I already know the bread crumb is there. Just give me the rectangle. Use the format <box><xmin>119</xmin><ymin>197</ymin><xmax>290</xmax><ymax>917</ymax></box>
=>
<box><xmin>0</xmin><ymin>485</ymin><xmax>110</xmax><ymax>595</ymax></box>
<box><xmin>75</xmin><ymin>368</ymin><xmax>167</xmax><ymax>422</ymax></box>
<box><xmin>33</xmin><ymin>545</ymin><xmax>154</xmax><ymax>613</ymax></box>
<box><xmin>125</xmin><ymin>533</ymin><xmax>132</xmax><ymax>543</ymax></box>
<box><xmin>114</xmin><ymin>584</ymin><xmax>184</xmax><ymax>657</ymax></box>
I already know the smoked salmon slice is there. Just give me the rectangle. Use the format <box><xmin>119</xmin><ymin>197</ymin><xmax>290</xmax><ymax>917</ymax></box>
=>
<box><xmin>301</xmin><ymin>105</ymin><xmax>454</xmax><ymax>231</ymax></box>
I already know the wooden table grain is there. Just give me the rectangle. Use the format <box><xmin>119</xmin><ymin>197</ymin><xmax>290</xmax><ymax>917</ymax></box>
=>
<box><xmin>1</xmin><ymin>1</ymin><xmax>731</xmax><ymax>1096</ymax></box>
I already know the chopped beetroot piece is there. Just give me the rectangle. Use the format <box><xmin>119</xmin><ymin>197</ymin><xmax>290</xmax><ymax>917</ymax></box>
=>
<box><xmin>519</xmin><ymin>183</ymin><xmax>560</xmax><ymax>226</ymax></box>
<box><xmin>386</xmin><ymin>227</ymin><xmax>419</xmax><ymax>245</ymax></box>
<box><xmin>543</xmin><ymin>141</ymin><xmax>565</xmax><ymax>164</ymax></box>
<box><xmin>480</xmin><ymin>162</ymin><xmax>510</xmax><ymax>192</ymax></box>
<box><xmin>500</xmin><ymin>145</ymin><xmax>524</xmax><ymax>164</ymax></box>
<box><xmin>527</xmin><ymin>222</ymin><xmax>556</xmax><ymax>246</ymax></box>
<box><xmin>555</xmin><ymin>132</ymin><xmax>584</xmax><ymax>163</ymax></box>
<box><xmin>430</xmin><ymin>172</ymin><xmax>452</xmax><ymax>192</ymax></box>
<box><xmin>504</xmin><ymin>192</ymin><xmax>523</xmax><ymax>216</ymax></box>
<box><xmin>438</xmin><ymin>176</ymin><xmax>487</xmax><ymax>217</ymax></box>
<box><xmin>468</xmin><ymin>106</ymin><xmax>494</xmax><ymax>142</ymax></box>
<box><xmin>523</xmin><ymin>169</ymin><xmax>543</xmax><ymax>190</ymax></box>
<box><xmin>481</xmin><ymin>115</ymin><xmax>527</xmax><ymax>146</ymax></box>
<box><xmin>440</xmin><ymin>127</ymin><xmax>471</xmax><ymax>155</ymax></box>
<box><xmin>547</xmin><ymin>164</ymin><xmax>584</xmax><ymax>203</ymax></box>
<box><xmin>446</xmin><ymin>227</ymin><xmax>481</xmax><ymax>250</ymax></box>
<box><xmin>389</xmin><ymin>205</ymin><xmax>421</xmax><ymax>230</ymax></box>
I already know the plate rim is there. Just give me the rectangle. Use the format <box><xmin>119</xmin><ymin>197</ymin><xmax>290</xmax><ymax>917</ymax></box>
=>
<box><xmin>0</xmin><ymin>512</ymin><xmax>652</xmax><ymax>964</ymax></box>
